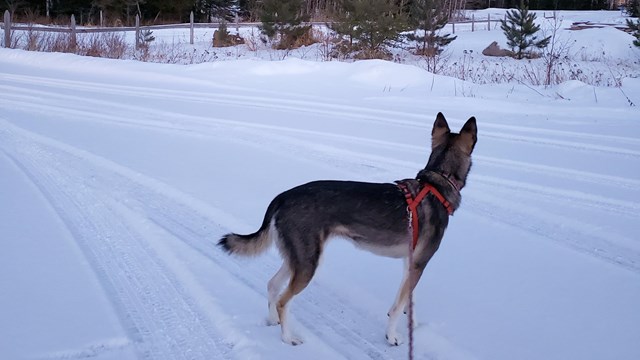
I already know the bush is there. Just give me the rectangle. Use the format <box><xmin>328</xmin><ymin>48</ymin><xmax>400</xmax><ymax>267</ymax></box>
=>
<box><xmin>213</xmin><ymin>21</ymin><xmax>244</xmax><ymax>47</ymax></box>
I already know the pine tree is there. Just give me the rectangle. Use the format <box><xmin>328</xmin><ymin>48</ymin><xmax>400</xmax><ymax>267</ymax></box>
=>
<box><xmin>259</xmin><ymin>0</ymin><xmax>311</xmax><ymax>49</ymax></box>
<box><xmin>500</xmin><ymin>0</ymin><xmax>550</xmax><ymax>59</ymax></box>
<box><xmin>407</xmin><ymin>0</ymin><xmax>456</xmax><ymax>57</ymax></box>
<box><xmin>628</xmin><ymin>0</ymin><xmax>640</xmax><ymax>18</ymax></box>
<box><xmin>627</xmin><ymin>18</ymin><xmax>640</xmax><ymax>48</ymax></box>
<box><xmin>627</xmin><ymin>0</ymin><xmax>640</xmax><ymax>17</ymax></box>
<box><xmin>330</xmin><ymin>0</ymin><xmax>408</xmax><ymax>59</ymax></box>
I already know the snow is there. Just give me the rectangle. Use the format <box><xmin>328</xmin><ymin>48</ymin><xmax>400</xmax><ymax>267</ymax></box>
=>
<box><xmin>1</xmin><ymin>9</ymin><xmax>640</xmax><ymax>360</ymax></box>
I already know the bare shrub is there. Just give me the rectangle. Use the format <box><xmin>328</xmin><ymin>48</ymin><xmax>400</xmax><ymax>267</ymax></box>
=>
<box><xmin>243</xmin><ymin>28</ymin><xmax>261</xmax><ymax>52</ymax></box>
<box><xmin>25</xmin><ymin>27</ymin><xmax>41</xmax><ymax>51</ymax></box>
<box><xmin>48</xmin><ymin>33</ymin><xmax>76</xmax><ymax>53</ymax></box>
<box><xmin>83</xmin><ymin>34</ymin><xmax>106</xmax><ymax>57</ymax></box>
<box><xmin>315</xmin><ymin>28</ymin><xmax>338</xmax><ymax>61</ymax></box>
<box><xmin>541</xmin><ymin>15</ymin><xmax>573</xmax><ymax>86</ymax></box>
<box><xmin>101</xmin><ymin>32</ymin><xmax>128</xmax><ymax>59</ymax></box>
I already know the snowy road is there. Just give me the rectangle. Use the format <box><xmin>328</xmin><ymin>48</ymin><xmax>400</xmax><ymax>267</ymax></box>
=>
<box><xmin>1</xmin><ymin>50</ymin><xmax>639</xmax><ymax>360</ymax></box>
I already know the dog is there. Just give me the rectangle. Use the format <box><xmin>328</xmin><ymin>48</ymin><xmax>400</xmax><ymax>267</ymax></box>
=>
<box><xmin>218</xmin><ymin>112</ymin><xmax>477</xmax><ymax>346</ymax></box>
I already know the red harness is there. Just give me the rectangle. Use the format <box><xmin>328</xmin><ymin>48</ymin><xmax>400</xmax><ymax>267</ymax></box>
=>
<box><xmin>396</xmin><ymin>180</ymin><xmax>454</xmax><ymax>249</ymax></box>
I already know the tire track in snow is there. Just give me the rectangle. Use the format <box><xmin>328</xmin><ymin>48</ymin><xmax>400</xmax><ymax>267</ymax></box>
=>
<box><xmin>0</xmin><ymin>121</ymin><xmax>239</xmax><ymax>360</ymax></box>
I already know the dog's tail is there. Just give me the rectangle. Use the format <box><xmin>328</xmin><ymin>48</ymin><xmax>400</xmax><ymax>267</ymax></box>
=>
<box><xmin>217</xmin><ymin>196</ymin><xmax>281</xmax><ymax>257</ymax></box>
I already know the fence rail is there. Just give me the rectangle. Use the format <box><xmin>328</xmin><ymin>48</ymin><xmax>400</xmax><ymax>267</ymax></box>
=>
<box><xmin>2</xmin><ymin>9</ymin><xmax>498</xmax><ymax>49</ymax></box>
<box><xmin>4</xmin><ymin>22</ymin><xmax>262</xmax><ymax>33</ymax></box>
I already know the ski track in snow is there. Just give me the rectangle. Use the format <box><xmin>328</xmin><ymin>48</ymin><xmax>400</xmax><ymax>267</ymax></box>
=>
<box><xmin>2</xmin><ymin>74</ymin><xmax>640</xmax><ymax>157</ymax></box>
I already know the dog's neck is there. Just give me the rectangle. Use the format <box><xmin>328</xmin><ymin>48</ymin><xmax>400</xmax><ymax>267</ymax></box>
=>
<box><xmin>416</xmin><ymin>170</ymin><xmax>462</xmax><ymax>211</ymax></box>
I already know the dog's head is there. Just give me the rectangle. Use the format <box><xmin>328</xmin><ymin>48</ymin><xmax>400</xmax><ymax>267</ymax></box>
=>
<box><xmin>419</xmin><ymin>112</ymin><xmax>477</xmax><ymax>190</ymax></box>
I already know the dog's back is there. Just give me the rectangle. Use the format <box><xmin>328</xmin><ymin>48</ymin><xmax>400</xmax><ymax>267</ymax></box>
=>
<box><xmin>220</xmin><ymin>180</ymin><xmax>410</xmax><ymax>258</ymax></box>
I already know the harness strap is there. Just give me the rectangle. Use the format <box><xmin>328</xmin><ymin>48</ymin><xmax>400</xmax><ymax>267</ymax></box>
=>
<box><xmin>396</xmin><ymin>180</ymin><xmax>454</xmax><ymax>249</ymax></box>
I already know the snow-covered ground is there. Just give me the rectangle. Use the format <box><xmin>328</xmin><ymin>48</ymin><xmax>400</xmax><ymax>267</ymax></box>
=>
<box><xmin>1</xmin><ymin>9</ymin><xmax>640</xmax><ymax>360</ymax></box>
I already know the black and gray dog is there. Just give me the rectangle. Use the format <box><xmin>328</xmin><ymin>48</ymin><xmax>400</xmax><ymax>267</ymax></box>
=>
<box><xmin>219</xmin><ymin>112</ymin><xmax>477</xmax><ymax>345</ymax></box>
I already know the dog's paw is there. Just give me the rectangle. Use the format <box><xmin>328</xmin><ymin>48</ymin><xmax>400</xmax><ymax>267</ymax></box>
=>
<box><xmin>385</xmin><ymin>333</ymin><xmax>403</xmax><ymax>346</ymax></box>
<box><xmin>266</xmin><ymin>311</ymin><xmax>280</xmax><ymax>326</ymax></box>
<box><xmin>266</xmin><ymin>308</ymin><xmax>280</xmax><ymax>326</ymax></box>
<box><xmin>282</xmin><ymin>334</ymin><xmax>304</xmax><ymax>346</ymax></box>
<box><xmin>266</xmin><ymin>317</ymin><xmax>280</xmax><ymax>326</ymax></box>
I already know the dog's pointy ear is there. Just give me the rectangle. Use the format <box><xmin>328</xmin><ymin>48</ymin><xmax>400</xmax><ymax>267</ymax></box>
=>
<box><xmin>432</xmin><ymin>112</ymin><xmax>451</xmax><ymax>149</ymax></box>
<box><xmin>459</xmin><ymin>117</ymin><xmax>478</xmax><ymax>155</ymax></box>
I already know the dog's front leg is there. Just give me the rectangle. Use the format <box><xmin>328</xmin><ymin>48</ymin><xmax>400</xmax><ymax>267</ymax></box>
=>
<box><xmin>388</xmin><ymin>257</ymin><xmax>410</xmax><ymax>316</ymax></box>
<box><xmin>386</xmin><ymin>259</ymin><xmax>410</xmax><ymax>346</ymax></box>
<box><xmin>388</xmin><ymin>259</ymin><xmax>418</xmax><ymax>327</ymax></box>
<box><xmin>386</xmin><ymin>260</ymin><xmax>424</xmax><ymax>346</ymax></box>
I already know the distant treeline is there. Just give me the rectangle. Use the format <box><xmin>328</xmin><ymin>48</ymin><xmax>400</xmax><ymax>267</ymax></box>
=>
<box><xmin>0</xmin><ymin>1</ymin><xmax>623</xmax><ymax>26</ymax></box>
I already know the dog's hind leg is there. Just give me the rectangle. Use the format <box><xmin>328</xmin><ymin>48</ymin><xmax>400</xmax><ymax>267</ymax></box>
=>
<box><xmin>275</xmin><ymin>230</ymin><xmax>324</xmax><ymax>345</ymax></box>
<box><xmin>276</xmin><ymin>266</ymin><xmax>317</xmax><ymax>345</ymax></box>
<box><xmin>267</xmin><ymin>262</ymin><xmax>290</xmax><ymax>326</ymax></box>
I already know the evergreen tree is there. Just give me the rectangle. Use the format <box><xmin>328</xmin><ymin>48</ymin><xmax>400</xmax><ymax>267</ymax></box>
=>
<box><xmin>259</xmin><ymin>0</ymin><xmax>311</xmax><ymax>49</ymax></box>
<box><xmin>628</xmin><ymin>0</ymin><xmax>640</xmax><ymax>18</ymax></box>
<box><xmin>407</xmin><ymin>0</ymin><xmax>456</xmax><ymax>57</ymax></box>
<box><xmin>627</xmin><ymin>18</ymin><xmax>640</xmax><ymax>48</ymax></box>
<box><xmin>330</xmin><ymin>0</ymin><xmax>407</xmax><ymax>59</ymax></box>
<box><xmin>500</xmin><ymin>0</ymin><xmax>550</xmax><ymax>59</ymax></box>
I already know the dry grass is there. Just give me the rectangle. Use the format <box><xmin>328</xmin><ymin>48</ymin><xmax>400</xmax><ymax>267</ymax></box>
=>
<box><xmin>15</xmin><ymin>30</ymin><xmax>129</xmax><ymax>59</ymax></box>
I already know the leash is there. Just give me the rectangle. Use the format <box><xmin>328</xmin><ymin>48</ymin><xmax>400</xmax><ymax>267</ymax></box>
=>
<box><xmin>396</xmin><ymin>179</ymin><xmax>454</xmax><ymax>360</ymax></box>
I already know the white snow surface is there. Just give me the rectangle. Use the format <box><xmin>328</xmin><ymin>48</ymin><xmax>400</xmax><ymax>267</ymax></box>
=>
<box><xmin>1</xmin><ymin>10</ymin><xmax>640</xmax><ymax>360</ymax></box>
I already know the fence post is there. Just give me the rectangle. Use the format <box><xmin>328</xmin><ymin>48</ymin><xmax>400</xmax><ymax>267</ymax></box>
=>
<box><xmin>3</xmin><ymin>10</ymin><xmax>10</xmax><ymax>48</ymax></box>
<box><xmin>488</xmin><ymin>13</ymin><xmax>490</xmax><ymax>31</ymax></box>
<box><xmin>452</xmin><ymin>21</ymin><xmax>455</xmax><ymax>34</ymax></box>
<box><xmin>472</xmin><ymin>14</ymin><xmax>475</xmax><ymax>32</ymax></box>
<box><xmin>135</xmin><ymin>14</ymin><xmax>140</xmax><ymax>49</ymax></box>
<box><xmin>100</xmin><ymin>10</ymin><xmax>104</xmax><ymax>27</ymax></box>
<box><xmin>190</xmin><ymin>11</ymin><xmax>194</xmax><ymax>45</ymax></box>
<box><xmin>70</xmin><ymin>14</ymin><xmax>77</xmax><ymax>50</ymax></box>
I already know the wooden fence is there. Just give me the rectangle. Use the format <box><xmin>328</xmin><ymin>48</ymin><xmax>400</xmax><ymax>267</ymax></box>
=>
<box><xmin>2</xmin><ymin>9</ymin><xmax>499</xmax><ymax>49</ymax></box>
<box><xmin>0</xmin><ymin>10</ymin><xmax>259</xmax><ymax>49</ymax></box>
<box><xmin>451</xmin><ymin>13</ymin><xmax>497</xmax><ymax>34</ymax></box>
